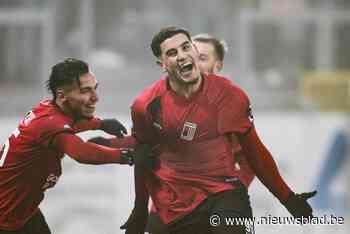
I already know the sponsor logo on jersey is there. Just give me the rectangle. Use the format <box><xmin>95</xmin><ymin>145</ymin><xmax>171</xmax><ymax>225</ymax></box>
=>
<box><xmin>42</xmin><ymin>173</ymin><xmax>60</xmax><ymax>190</ymax></box>
<box><xmin>180</xmin><ymin>122</ymin><xmax>197</xmax><ymax>141</ymax></box>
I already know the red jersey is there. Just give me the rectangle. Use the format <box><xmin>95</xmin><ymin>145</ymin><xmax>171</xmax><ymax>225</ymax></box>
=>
<box><xmin>0</xmin><ymin>100</ymin><xmax>75</xmax><ymax>230</ymax></box>
<box><xmin>131</xmin><ymin>74</ymin><xmax>254</xmax><ymax>223</ymax></box>
<box><xmin>231</xmin><ymin>141</ymin><xmax>255</xmax><ymax>188</ymax></box>
<box><xmin>236</xmin><ymin>153</ymin><xmax>255</xmax><ymax>187</ymax></box>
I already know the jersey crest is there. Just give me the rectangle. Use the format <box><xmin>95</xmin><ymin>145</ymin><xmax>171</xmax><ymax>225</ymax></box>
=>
<box><xmin>180</xmin><ymin>122</ymin><xmax>197</xmax><ymax>141</ymax></box>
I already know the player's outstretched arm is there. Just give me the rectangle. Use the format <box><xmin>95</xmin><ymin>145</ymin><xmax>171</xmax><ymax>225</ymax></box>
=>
<box><xmin>52</xmin><ymin>133</ymin><xmax>132</xmax><ymax>165</ymax></box>
<box><xmin>237</xmin><ymin>127</ymin><xmax>316</xmax><ymax>218</ymax></box>
<box><xmin>73</xmin><ymin>118</ymin><xmax>128</xmax><ymax>138</ymax></box>
<box><xmin>88</xmin><ymin>135</ymin><xmax>137</xmax><ymax>148</ymax></box>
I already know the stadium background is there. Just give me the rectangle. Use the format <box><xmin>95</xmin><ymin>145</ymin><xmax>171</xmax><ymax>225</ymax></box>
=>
<box><xmin>0</xmin><ymin>0</ymin><xmax>349</xmax><ymax>233</ymax></box>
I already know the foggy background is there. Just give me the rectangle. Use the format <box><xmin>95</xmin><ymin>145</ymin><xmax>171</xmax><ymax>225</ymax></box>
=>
<box><xmin>0</xmin><ymin>0</ymin><xmax>349</xmax><ymax>233</ymax></box>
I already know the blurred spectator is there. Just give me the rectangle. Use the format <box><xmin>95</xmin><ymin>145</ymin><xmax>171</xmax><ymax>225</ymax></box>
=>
<box><xmin>313</xmin><ymin>127</ymin><xmax>349</xmax><ymax>215</ymax></box>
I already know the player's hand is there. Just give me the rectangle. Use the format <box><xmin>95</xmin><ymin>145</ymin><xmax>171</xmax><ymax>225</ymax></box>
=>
<box><xmin>87</xmin><ymin>136</ymin><xmax>111</xmax><ymax>147</ymax></box>
<box><xmin>100</xmin><ymin>118</ymin><xmax>127</xmax><ymax>138</ymax></box>
<box><xmin>120</xmin><ymin>206</ymin><xmax>148</xmax><ymax>234</ymax></box>
<box><xmin>119</xmin><ymin>144</ymin><xmax>158</xmax><ymax>169</ymax></box>
<box><xmin>283</xmin><ymin>191</ymin><xmax>317</xmax><ymax>218</ymax></box>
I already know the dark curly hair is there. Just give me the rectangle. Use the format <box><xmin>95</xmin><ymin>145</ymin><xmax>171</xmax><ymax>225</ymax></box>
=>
<box><xmin>46</xmin><ymin>58</ymin><xmax>89</xmax><ymax>100</ymax></box>
<box><xmin>151</xmin><ymin>26</ymin><xmax>192</xmax><ymax>58</ymax></box>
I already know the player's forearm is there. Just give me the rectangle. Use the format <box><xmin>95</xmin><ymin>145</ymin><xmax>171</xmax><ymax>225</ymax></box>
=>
<box><xmin>53</xmin><ymin>133</ymin><xmax>125</xmax><ymax>165</ymax></box>
<box><xmin>134</xmin><ymin>166</ymin><xmax>150</xmax><ymax>208</ymax></box>
<box><xmin>71</xmin><ymin>142</ymin><xmax>123</xmax><ymax>165</ymax></box>
<box><xmin>109</xmin><ymin>135</ymin><xmax>137</xmax><ymax>148</ymax></box>
<box><xmin>238</xmin><ymin>127</ymin><xmax>291</xmax><ymax>202</ymax></box>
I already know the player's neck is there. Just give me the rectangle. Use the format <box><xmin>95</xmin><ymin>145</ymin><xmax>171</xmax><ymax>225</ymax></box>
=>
<box><xmin>55</xmin><ymin>99</ymin><xmax>75</xmax><ymax>119</ymax></box>
<box><xmin>168</xmin><ymin>75</ymin><xmax>203</xmax><ymax>99</ymax></box>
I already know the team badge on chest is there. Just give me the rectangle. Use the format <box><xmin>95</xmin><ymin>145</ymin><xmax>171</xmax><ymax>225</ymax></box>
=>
<box><xmin>180</xmin><ymin>122</ymin><xmax>197</xmax><ymax>141</ymax></box>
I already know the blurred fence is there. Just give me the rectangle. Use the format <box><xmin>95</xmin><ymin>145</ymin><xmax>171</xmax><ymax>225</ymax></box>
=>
<box><xmin>2</xmin><ymin>1</ymin><xmax>350</xmax><ymax>113</ymax></box>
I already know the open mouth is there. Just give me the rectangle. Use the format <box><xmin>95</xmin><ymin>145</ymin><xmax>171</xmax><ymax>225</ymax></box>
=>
<box><xmin>86</xmin><ymin>105</ymin><xmax>96</xmax><ymax>112</ymax></box>
<box><xmin>179</xmin><ymin>62</ymin><xmax>193</xmax><ymax>75</ymax></box>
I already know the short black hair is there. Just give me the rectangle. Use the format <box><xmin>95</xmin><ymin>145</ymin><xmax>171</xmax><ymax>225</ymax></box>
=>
<box><xmin>151</xmin><ymin>26</ymin><xmax>192</xmax><ymax>58</ymax></box>
<box><xmin>192</xmin><ymin>33</ymin><xmax>228</xmax><ymax>61</ymax></box>
<box><xmin>46</xmin><ymin>58</ymin><xmax>89</xmax><ymax>100</ymax></box>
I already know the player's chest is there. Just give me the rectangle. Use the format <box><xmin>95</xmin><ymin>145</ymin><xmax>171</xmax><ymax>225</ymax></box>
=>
<box><xmin>151</xmin><ymin>95</ymin><xmax>218</xmax><ymax>142</ymax></box>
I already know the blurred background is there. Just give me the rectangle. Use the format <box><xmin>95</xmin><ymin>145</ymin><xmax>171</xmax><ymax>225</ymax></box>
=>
<box><xmin>0</xmin><ymin>0</ymin><xmax>349</xmax><ymax>233</ymax></box>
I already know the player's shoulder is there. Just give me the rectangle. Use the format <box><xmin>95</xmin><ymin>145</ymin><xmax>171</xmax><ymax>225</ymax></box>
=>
<box><xmin>132</xmin><ymin>78</ymin><xmax>167</xmax><ymax>113</ymax></box>
<box><xmin>29</xmin><ymin>99</ymin><xmax>73</xmax><ymax>130</ymax></box>
<box><xmin>206</xmin><ymin>73</ymin><xmax>249</xmax><ymax>103</ymax></box>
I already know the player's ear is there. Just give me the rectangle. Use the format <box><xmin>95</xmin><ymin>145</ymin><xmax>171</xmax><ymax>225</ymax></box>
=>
<box><xmin>156</xmin><ymin>59</ymin><xmax>167</xmax><ymax>74</ymax></box>
<box><xmin>214</xmin><ymin>61</ymin><xmax>223</xmax><ymax>73</ymax></box>
<box><xmin>56</xmin><ymin>88</ymin><xmax>67</xmax><ymax>102</ymax></box>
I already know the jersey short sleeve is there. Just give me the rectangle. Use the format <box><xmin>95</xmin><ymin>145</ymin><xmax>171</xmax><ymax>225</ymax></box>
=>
<box><xmin>217</xmin><ymin>83</ymin><xmax>254</xmax><ymax>135</ymax></box>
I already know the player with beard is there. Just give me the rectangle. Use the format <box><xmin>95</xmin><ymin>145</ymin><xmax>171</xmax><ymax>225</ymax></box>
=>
<box><xmin>89</xmin><ymin>34</ymin><xmax>254</xmax><ymax>234</ymax></box>
<box><xmin>0</xmin><ymin>58</ymin><xmax>153</xmax><ymax>234</ymax></box>
<box><xmin>141</xmin><ymin>33</ymin><xmax>255</xmax><ymax>234</ymax></box>
<box><xmin>120</xmin><ymin>26</ymin><xmax>317</xmax><ymax>234</ymax></box>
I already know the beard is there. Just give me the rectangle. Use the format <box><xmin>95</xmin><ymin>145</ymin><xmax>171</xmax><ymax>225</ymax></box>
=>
<box><xmin>168</xmin><ymin>70</ymin><xmax>200</xmax><ymax>86</ymax></box>
<box><xmin>63</xmin><ymin>100</ymin><xmax>85</xmax><ymax>120</ymax></box>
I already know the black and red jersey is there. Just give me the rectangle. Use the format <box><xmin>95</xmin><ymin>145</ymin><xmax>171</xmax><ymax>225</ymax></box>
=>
<box><xmin>131</xmin><ymin>73</ymin><xmax>254</xmax><ymax>223</ymax></box>
<box><xmin>0</xmin><ymin>100</ymin><xmax>74</xmax><ymax>230</ymax></box>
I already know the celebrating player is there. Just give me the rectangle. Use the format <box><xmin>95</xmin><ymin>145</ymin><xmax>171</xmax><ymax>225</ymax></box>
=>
<box><xmin>121</xmin><ymin>26</ymin><xmax>316</xmax><ymax>234</ymax></box>
<box><xmin>192</xmin><ymin>33</ymin><xmax>226</xmax><ymax>74</ymax></box>
<box><xmin>193</xmin><ymin>33</ymin><xmax>256</xmax><ymax>187</ymax></box>
<box><xmin>0</xmin><ymin>58</ymin><xmax>153</xmax><ymax>234</ymax></box>
<box><xmin>142</xmin><ymin>33</ymin><xmax>256</xmax><ymax>234</ymax></box>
